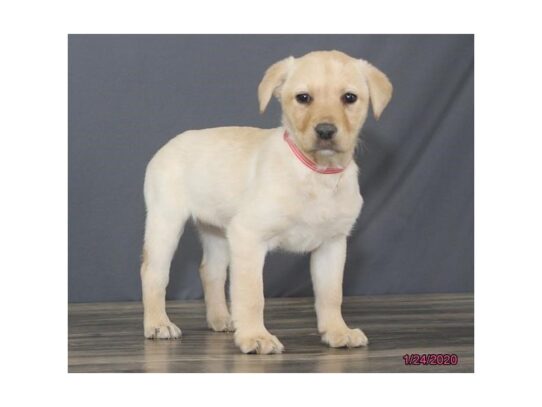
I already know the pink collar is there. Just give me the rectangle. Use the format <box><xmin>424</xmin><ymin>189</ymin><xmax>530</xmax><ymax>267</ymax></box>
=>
<box><xmin>283</xmin><ymin>131</ymin><xmax>346</xmax><ymax>174</ymax></box>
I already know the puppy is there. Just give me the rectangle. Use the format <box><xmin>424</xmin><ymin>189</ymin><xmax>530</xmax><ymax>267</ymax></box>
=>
<box><xmin>141</xmin><ymin>50</ymin><xmax>392</xmax><ymax>354</ymax></box>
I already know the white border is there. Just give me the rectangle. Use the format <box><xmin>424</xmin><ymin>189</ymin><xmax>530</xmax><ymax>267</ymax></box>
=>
<box><xmin>2</xmin><ymin>0</ymin><xmax>542</xmax><ymax>405</ymax></box>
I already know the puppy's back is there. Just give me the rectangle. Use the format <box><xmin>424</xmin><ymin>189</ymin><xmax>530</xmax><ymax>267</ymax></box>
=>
<box><xmin>145</xmin><ymin>126</ymin><xmax>278</xmax><ymax>227</ymax></box>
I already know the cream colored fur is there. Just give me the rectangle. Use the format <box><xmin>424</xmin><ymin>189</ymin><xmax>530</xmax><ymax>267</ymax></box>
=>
<box><xmin>141</xmin><ymin>50</ymin><xmax>392</xmax><ymax>354</ymax></box>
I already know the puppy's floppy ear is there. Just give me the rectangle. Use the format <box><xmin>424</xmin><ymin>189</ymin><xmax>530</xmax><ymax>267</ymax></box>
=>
<box><xmin>359</xmin><ymin>60</ymin><xmax>393</xmax><ymax>120</ymax></box>
<box><xmin>258</xmin><ymin>56</ymin><xmax>294</xmax><ymax>113</ymax></box>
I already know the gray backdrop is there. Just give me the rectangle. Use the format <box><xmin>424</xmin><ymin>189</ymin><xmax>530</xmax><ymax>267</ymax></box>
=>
<box><xmin>68</xmin><ymin>35</ymin><xmax>473</xmax><ymax>303</ymax></box>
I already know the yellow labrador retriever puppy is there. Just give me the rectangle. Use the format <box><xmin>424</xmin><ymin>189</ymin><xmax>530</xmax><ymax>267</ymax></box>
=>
<box><xmin>141</xmin><ymin>50</ymin><xmax>392</xmax><ymax>354</ymax></box>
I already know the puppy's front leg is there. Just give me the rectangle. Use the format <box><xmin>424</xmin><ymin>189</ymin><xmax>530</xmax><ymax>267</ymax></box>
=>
<box><xmin>310</xmin><ymin>235</ymin><xmax>368</xmax><ymax>348</ymax></box>
<box><xmin>228</xmin><ymin>224</ymin><xmax>284</xmax><ymax>354</ymax></box>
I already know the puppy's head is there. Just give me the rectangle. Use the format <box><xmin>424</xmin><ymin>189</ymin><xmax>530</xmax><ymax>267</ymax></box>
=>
<box><xmin>258</xmin><ymin>50</ymin><xmax>392</xmax><ymax>163</ymax></box>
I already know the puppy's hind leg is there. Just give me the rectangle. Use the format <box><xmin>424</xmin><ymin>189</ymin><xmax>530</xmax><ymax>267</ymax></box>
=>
<box><xmin>141</xmin><ymin>166</ymin><xmax>188</xmax><ymax>339</ymax></box>
<box><xmin>197</xmin><ymin>223</ymin><xmax>234</xmax><ymax>332</ymax></box>
<box><xmin>141</xmin><ymin>208</ymin><xmax>186</xmax><ymax>339</ymax></box>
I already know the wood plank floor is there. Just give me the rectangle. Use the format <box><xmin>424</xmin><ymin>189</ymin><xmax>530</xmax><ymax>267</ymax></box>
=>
<box><xmin>68</xmin><ymin>293</ymin><xmax>474</xmax><ymax>373</ymax></box>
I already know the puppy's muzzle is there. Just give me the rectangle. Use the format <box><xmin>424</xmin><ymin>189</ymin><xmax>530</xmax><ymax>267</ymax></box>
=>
<box><xmin>315</xmin><ymin>123</ymin><xmax>337</xmax><ymax>140</ymax></box>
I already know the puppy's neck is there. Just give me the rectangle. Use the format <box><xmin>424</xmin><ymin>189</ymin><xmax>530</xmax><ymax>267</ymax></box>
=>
<box><xmin>308</xmin><ymin>149</ymin><xmax>353</xmax><ymax>169</ymax></box>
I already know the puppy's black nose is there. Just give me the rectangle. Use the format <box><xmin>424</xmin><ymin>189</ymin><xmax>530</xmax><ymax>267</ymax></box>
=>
<box><xmin>315</xmin><ymin>123</ymin><xmax>337</xmax><ymax>140</ymax></box>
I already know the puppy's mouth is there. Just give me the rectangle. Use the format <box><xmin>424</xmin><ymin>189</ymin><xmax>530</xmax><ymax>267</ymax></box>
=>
<box><xmin>311</xmin><ymin>139</ymin><xmax>341</xmax><ymax>154</ymax></box>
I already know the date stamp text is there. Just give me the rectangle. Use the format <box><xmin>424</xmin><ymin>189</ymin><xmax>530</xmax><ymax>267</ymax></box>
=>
<box><xmin>403</xmin><ymin>353</ymin><xmax>459</xmax><ymax>366</ymax></box>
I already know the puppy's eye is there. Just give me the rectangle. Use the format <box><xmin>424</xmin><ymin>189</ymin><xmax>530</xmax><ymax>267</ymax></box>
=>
<box><xmin>295</xmin><ymin>93</ymin><xmax>312</xmax><ymax>104</ymax></box>
<box><xmin>342</xmin><ymin>92</ymin><xmax>358</xmax><ymax>104</ymax></box>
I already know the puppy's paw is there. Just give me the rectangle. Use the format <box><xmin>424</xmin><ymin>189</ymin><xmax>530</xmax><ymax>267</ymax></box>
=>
<box><xmin>322</xmin><ymin>327</ymin><xmax>368</xmax><ymax>348</ymax></box>
<box><xmin>144</xmin><ymin>321</ymin><xmax>182</xmax><ymax>339</ymax></box>
<box><xmin>234</xmin><ymin>330</ymin><xmax>284</xmax><ymax>354</ymax></box>
<box><xmin>207</xmin><ymin>314</ymin><xmax>235</xmax><ymax>332</ymax></box>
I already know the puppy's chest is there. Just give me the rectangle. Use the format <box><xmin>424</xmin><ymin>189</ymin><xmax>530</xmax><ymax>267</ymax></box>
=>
<box><xmin>271</xmin><ymin>179</ymin><xmax>362</xmax><ymax>253</ymax></box>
